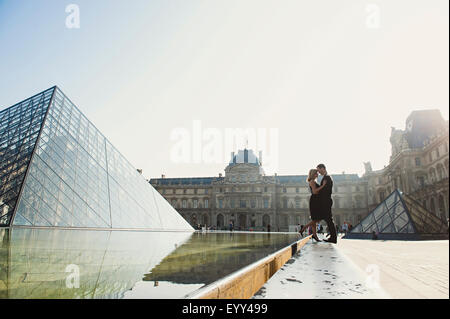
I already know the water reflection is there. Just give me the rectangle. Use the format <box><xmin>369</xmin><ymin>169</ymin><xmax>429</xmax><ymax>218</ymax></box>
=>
<box><xmin>141</xmin><ymin>232</ymin><xmax>297</xmax><ymax>285</ymax></box>
<box><xmin>0</xmin><ymin>228</ymin><xmax>192</xmax><ymax>298</ymax></box>
<box><xmin>0</xmin><ymin>228</ymin><xmax>299</xmax><ymax>299</ymax></box>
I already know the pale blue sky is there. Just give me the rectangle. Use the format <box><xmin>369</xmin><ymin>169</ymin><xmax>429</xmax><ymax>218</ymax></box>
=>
<box><xmin>1</xmin><ymin>0</ymin><xmax>448</xmax><ymax>179</ymax></box>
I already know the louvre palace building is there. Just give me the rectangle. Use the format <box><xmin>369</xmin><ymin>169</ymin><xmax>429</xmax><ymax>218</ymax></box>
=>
<box><xmin>363</xmin><ymin>110</ymin><xmax>449</xmax><ymax>222</ymax></box>
<box><xmin>150</xmin><ymin>109</ymin><xmax>449</xmax><ymax>232</ymax></box>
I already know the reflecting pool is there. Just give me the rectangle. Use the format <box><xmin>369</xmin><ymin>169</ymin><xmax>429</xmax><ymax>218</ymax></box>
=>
<box><xmin>0</xmin><ymin>228</ymin><xmax>300</xmax><ymax>299</ymax></box>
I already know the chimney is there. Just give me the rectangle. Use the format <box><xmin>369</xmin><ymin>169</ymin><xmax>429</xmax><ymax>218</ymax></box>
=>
<box><xmin>259</xmin><ymin>151</ymin><xmax>263</xmax><ymax>165</ymax></box>
<box><xmin>231</xmin><ymin>152</ymin><xmax>235</xmax><ymax>163</ymax></box>
<box><xmin>161</xmin><ymin>174</ymin><xmax>165</xmax><ymax>179</ymax></box>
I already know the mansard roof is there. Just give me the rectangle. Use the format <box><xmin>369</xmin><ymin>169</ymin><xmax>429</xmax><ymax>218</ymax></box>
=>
<box><xmin>228</xmin><ymin>149</ymin><xmax>261</xmax><ymax>166</ymax></box>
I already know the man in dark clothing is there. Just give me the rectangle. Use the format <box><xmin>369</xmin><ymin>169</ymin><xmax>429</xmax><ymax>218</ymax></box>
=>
<box><xmin>317</xmin><ymin>163</ymin><xmax>337</xmax><ymax>244</ymax></box>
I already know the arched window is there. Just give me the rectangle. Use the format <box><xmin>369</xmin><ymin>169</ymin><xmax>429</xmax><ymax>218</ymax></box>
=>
<box><xmin>415</xmin><ymin>157</ymin><xmax>421</xmax><ymax>167</ymax></box>
<box><xmin>354</xmin><ymin>196</ymin><xmax>363</xmax><ymax>208</ymax></box>
<box><xmin>282</xmin><ymin>215</ymin><xmax>288</xmax><ymax>227</ymax></box>
<box><xmin>263</xmin><ymin>197</ymin><xmax>269</xmax><ymax>209</ymax></box>
<box><xmin>334</xmin><ymin>197</ymin><xmax>340</xmax><ymax>208</ymax></box>
<box><xmin>438</xmin><ymin>195</ymin><xmax>445</xmax><ymax>220</ymax></box>
<box><xmin>283</xmin><ymin>197</ymin><xmax>288</xmax><ymax>209</ymax></box>
<box><xmin>216</xmin><ymin>214</ymin><xmax>224</xmax><ymax>228</ymax></box>
<box><xmin>430</xmin><ymin>198</ymin><xmax>436</xmax><ymax>215</ymax></box>
<box><xmin>429</xmin><ymin>168</ymin><xmax>436</xmax><ymax>183</ymax></box>
<box><xmin>202</xmin><ymin>214</ymin><xmax>209</xmax><ymax>226</ymax></box>
<box><xmin>436</xmin><ymin>164</ymin><xmax>444</xmax><ymax>181</ymax></box>
<box><xmin>445</xmin><ymin>159</ymin><xmax>449</xmax><ymax>178</ymax></box>
<box><xmin>263</xmin><ymin>214</ymin><xmax>270</xmax><ymax>227</ymax></box>
<box><xmin>379</xmin><ymin>190</ymin><xmax>385</xmax><ymax>202</ymax></box>
<box><xmin>416</xmin><ymin>175</ymin><xmax>425</xmax><ymax>187</ymax></box>
<box><xmin>295</xmin><ymin>197</ymin><xmax>300</xmax><ymax>209</ymax></box>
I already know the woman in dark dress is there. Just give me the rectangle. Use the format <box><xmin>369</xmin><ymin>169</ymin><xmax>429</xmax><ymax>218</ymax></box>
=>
<box><xmin>299</xmin><ymin>169</ymin><xmax>327</xmax><ymax>242</ymax></box>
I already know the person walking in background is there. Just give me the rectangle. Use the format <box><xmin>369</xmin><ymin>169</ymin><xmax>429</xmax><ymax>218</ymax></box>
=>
<box><xmin>318</xmin><ymin>223</ymin><xmax>323</xmax><ymax>234</ymax></box>
<box><xmin>299</xmin><ymin>169</ymin><xmax>328</xmax><ymax>242</ymax></box>
<box><xmin>343</xmin><ymin>222</ymin><xmax>348</xmax><ymax>234</ymax></box>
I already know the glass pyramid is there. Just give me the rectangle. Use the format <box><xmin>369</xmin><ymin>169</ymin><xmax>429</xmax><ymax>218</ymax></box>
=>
<box><xmin>0</xmin><ymin>86</ymin><xmax>193</xmax><ymax>231</ymax></box>
<box><xmin>346</xmin><ymin>189</ymin><xmax>448</xmax><ymax>240</ymax></box>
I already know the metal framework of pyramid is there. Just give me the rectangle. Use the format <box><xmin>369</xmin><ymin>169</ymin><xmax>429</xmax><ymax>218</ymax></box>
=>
<box><xmin>345</xmin><ymin>189</ymin><xmax>448</xmax><ymax>240</ymax></box>
<box><xmin>0</xmin><ymin>86</ymin><xmax>193</xmax><ymax>231</ymax></box>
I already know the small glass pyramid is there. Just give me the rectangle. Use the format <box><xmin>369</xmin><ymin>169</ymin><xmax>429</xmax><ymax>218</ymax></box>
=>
<box><xmin>346</xmin><ymin>189</ymin><xmax>448</xmax><ymax>240</ymax></box>
<box><xmin>0</xmin><ymin>86</ymin><xmax>193</xmax><ymax>231</ymax></box>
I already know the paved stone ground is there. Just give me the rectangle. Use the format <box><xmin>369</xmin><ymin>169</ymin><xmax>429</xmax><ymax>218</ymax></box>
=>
<box><xmin>253</xmin><ymin>235</ymin><xmax>449</xmax><ymax>299</ymax></box>
<box><xmin>253</xmin><ymin>236</ymin><xmax>390</xmax><ymax>299</ymax></box>
<box><xmin>336</xmin><ymin>237</ymin><xmax>449</xmax><ymax>299</ymax></box>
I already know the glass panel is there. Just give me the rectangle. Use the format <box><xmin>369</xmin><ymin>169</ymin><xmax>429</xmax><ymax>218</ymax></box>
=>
<box><xmin>384</xmin><ymin>190</ymin><xmax>399</xmax><ymax>209</ymax></box>
<box><xmin>381</xmin><ymin>223</ymin><xmax>396</xmax><ymax>233</ymax></box>
<box><xmin>373</xmin><ymin>202</ymin><xmax>389</xmax><ymax>221</ymax></box>
<box><xmin>365</xmin><ymin>222</ymin><xmax>378</xmax><ymax>233</ymax></box>
<box><xmin>389</xmin><ymin>202</ymin><xmax>406</xmax><ymax>220</ymax></box>
<box><xmin>360</xmin><ymin>213</ymin><xmax>376</xmax><ymax>232</ymax></box>
<box><xmin>392</xmin><ymin>211</ymin><xmax>410</xmax><ymax>232</ymax></box>
<box><xmin>402</xmin><ymin>222</ymin><xmax>415</xmax><ymax>233</ymax></box>
<box><xmin>0</xmin><ymin>87</ymin><xmax>54</xmax><ymax>225</ymax></box>
<box><xmin>376</xmin><ymin>212</ymin><xmax>393</xmax><ymax>233</ymax></box>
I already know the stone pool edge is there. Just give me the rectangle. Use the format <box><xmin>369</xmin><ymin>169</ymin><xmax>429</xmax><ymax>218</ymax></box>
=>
<box><xmin>186</xmin><ymin>235</ymin><xmax>312</xmax><ymax>299</ymax></box>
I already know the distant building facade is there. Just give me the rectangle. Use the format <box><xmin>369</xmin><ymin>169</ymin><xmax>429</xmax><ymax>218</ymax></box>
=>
<box><xmin>150</xmin><ymin>149</ymin><xmax>369</xmax><ymax>231</ymax></box>
<box><xmin>150</xmin><ymin>110</ymin><xmax>449</xmax><ymax>231</ymax></box>
<box><xmin>363</xmin><ymin>110</ymin><xmax>449</xmax><ymax>221</ymax></box>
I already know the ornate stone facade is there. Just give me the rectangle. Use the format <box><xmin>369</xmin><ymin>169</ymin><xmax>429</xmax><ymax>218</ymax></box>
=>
<box><xmin>150</xmin><ymin>149</ymin><xmax>369</xmax><ymax>231</ymax></box>
<box><xmin>150</xmin><ymin>110</ymin><xmax>449</xmax><ymax>231</ymax></box>
<box><xmin>364</xmin><ymin>110</ymin><xmax>449</xmax><ymax>221</ymax></box>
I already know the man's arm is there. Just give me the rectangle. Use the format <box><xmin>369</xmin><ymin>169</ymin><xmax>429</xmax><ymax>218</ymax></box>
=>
<box><xmin>311</xmin><ymin>179</ymin><xmax>327</xmax><ymax>194</ymax></box>
<box><xmin>325</xmin><ymin>176</ymin><xmax>333</xmax><ymax>193</ymax></box>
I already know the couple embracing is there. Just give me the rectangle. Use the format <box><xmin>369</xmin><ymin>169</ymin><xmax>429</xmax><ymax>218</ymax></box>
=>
<box><xmin>300</xmin><ymin>164</ymin><xmax>337</xmax><ymax>244</ymax></box>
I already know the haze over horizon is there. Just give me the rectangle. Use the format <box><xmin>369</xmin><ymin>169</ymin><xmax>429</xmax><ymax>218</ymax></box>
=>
<box><xmin>1</xmin><ymin>0</ymin><xmax>448</xmax><ymax>179</ymax></box>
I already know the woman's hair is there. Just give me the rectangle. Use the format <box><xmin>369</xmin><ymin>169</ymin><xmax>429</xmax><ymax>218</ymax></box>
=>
<box><xmin>307</xmin><ymin>169</ymin><xmax>318</xmax><ymax>182</ymax></box>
